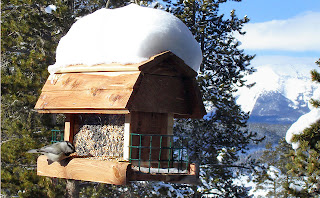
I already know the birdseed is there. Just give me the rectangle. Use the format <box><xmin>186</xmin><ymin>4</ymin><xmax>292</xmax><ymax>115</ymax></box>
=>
<box><xmin>73</xmin><ymin>114</ymin><xmax>125</xmax><ymax>161</ymax></box>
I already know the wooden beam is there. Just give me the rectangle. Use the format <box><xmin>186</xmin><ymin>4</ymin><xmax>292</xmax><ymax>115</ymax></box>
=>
<box><xmin>52</xmin><ymin>51</ymin><xmax>189</xmax><ymax>74</ymax></box>
<box><xmin>55</xmin><ymin>64</ymin><xmax>140</xmax><ymax>73</ymax></box>
<box><xmin>36</xmin><ymin>109</ymin><xmax>130</xmax><ymax>114</ymax></box>
<box><xmin>35</xmin><ymin>89</ymin><xmax>133</xmax><ymax>110</ymax></box>
<box><xmin>37</xmin><ymin>155</ymin><xmax>130</xmax><ymax>185</ymax></box>
<box><xmin>34</xmin><ymin>72</ymin><xmax>140</xmax><ymax>112</ymax></box>
<box><xmin>64</xmin><ymin>114</ymin><xmax>75</xmax><ymax>142</ymax></box>
<box><xmin>42</xmin><ymin>72</ymin><xmax>140</xmax><ymax>92</ymax></box>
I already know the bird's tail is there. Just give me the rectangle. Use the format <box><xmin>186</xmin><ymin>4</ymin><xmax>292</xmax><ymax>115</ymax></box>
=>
<box><xmin>27</xmin><ymin>149</ymin><xmax>40</xmax><ymax>153</ymax></box>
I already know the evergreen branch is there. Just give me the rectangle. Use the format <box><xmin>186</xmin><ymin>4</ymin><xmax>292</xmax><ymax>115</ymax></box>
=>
<box><xmin>316</xmin><ymin>59</ymin><xmax>320</xmax><ymax>67</ymax></box>
<box><xmin>310</xmin><ymin>99</ymin><xmax>320</xmax><ymax>108</ymax></box>
<box><xmin>2</xmin><ymin>164</ymin><xmax>37</xmax><ymax>168</ymax></box>
<box><xmin>200</xmin><ymin>164</ymin><xmax>253</xmax><ymax>170</ymax></box>
<box><xmin>310</xmin><ymin>69</ymin><xmax>320</xmax><ymax>83</ymax></box>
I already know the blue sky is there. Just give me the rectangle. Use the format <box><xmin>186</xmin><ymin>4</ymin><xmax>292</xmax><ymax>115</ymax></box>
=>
<box><xmin>219</xmin><ymin>0</ymin><xmax>320</xmax><ymax>66</ymax></box>
<box><xmin>220</xmin><ymin>0</ymin><xmax>320</xmax><ymax>23</ymax></box>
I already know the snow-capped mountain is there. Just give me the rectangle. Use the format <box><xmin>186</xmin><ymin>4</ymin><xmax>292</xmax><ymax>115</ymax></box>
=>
<box><xmin>235</xmin><ymin>56</ymin><xmax>319</xmax><ymax>124</ymax></box>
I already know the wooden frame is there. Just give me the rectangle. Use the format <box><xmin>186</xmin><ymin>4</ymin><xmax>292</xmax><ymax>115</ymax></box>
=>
<box><xmin>37</xmin><ymin>156</ymin><xmax>198</xmax><ymax>185</ymax></box>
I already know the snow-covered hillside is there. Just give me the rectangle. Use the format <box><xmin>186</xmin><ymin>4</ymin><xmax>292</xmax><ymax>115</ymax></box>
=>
<box><xmin>236</xmin><ymin>56</ymin><xmax>319</xmax><ymax>124</ymax></box>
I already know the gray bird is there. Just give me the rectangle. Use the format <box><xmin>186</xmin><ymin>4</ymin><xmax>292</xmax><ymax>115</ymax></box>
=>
<box><xmin>28</xmin><ymin>141</ymin><xmax>75</xmax><ymax>162</ymax></box>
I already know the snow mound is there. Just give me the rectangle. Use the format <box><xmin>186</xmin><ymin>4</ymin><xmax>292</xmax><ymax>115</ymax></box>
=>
<box><xmin>49</xmin><ymin>4</ymin><xmax>202</xmax><ymax>75</ymax></box>
<box><xmin>286</xmin><ymin>108</ymin><xmax>320</xmax><ymax>149</ymax></box>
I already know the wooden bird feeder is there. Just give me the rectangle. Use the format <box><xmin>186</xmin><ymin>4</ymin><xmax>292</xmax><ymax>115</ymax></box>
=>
<box><xmin>35</xmin><ymin>51</ymin><xmax>206</xmax><ymax>185</ymax></box>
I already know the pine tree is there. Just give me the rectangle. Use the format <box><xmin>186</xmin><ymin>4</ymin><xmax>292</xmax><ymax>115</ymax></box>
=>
<box><xmin>75</xmin><ymin>0</ymin><xmax>258</xmax><ymax>197</ymax></box>
<box><xmin>252</xmin><ymin>139</ymin><xmax>293</xmax><ymax>197</ymax></box>
<box><xmin>2</xmin><ymin>1</ymin><xmax>258</xmax><ymax>197</ymax></box>
<box><xmin>1</xmin><ymin>1</ymin><xmax>77</xmax><ymax>197</ymax></box>
<box><xmin>285</xmin><ymin>58</ymin><xmax>320</xmax><ymax>197</ymax></box>
<box><xmin>170</xmin><ymin>0</ymin><xmax>257</xmax><ymax>197</ymax></box>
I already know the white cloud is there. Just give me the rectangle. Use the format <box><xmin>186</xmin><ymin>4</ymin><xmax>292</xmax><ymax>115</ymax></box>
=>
<box><xmin>251</xmin><ymin>55</ymin><xmax>318</xmax><ymax>73</ymax></box>
<box><xmin>236</xmin><ymin>11</ymin><xmax>320</xmax><ymax>51</ymax></box>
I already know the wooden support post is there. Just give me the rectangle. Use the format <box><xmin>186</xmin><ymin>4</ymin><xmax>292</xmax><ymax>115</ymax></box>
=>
<box><xmin>123</xmin><ymin>114</ymin><xmax>131</xmax><ymax>161</ymax></box>
<box><xmin>64</xmin><ymin>114</ymin><xmax>79</xmax><ymax>198</ymax></box>
<box><xmin>64</xmin><ymin>114</ymin><xmax>75</xmax><ymax>142</ymax></box>
<box><xmin>66</xmin><ymin>179</ymin><xmax>79</xmax><ymax>198</ymax></box>
<box><xmin>188</xmin><ymin>163</ymin><xmax>198</xmax><ymax>176</ymax></box>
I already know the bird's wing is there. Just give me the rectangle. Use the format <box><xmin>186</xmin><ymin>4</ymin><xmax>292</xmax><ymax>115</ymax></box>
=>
<box><xmin>39</xmin><ymin>145</ymin><xmax>61</xmax><ymax>155</ymax></box>
<box><xmin>27</xmin><ymin>149</ymin><xmax>39</xmax><ymax>153</ymax></box>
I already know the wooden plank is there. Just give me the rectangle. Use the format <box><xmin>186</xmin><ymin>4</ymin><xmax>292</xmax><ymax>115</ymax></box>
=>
<box><xmin>54</xmin><ymin>64</ymin><xmax>140</xmax><ymax>73</ymax></box>
<box><xmin>127</xmin><ymin>74</ymin><xmax>190</xmax><ymax>115</ymax></box>
<box><xmin>36</xmin><ymin>109</ymin><xmax>130</xmax><ymax>114</ymax></box>
<box><xmin>37</xmin><ymin>155</ymin><xmax>130</xmax><ymax>185</ymax></box>
<box><xmin>52</xmin><ymin>51</ymin><xmax>196</xmax><ymax>78</ymax></box>
<box><xmin>43</xmin><ymin>72</ymin><xmax>140</xmax><ymax>92</ymax></box>
<box><xmin>35</xmin><ymin>89</ymin><xmax>132</xmax><ymax>110</ymax></box>
<box><xmin>52</xmin><ymin>51</ymin><xmax>177</xmax><ymax>74</ymax></box>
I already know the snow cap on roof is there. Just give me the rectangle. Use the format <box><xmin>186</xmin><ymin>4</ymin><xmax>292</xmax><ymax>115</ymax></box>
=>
<box><xmin>49</xmin><ymin>4</ymin><xmax>202</xmax><ymax>75</ymax></box>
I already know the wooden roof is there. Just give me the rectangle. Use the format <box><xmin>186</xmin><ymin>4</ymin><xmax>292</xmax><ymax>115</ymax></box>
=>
<box><xmin>35</xmin><ymin>51</ymin><xmax>206</xmax><ymax>118</ymax></box>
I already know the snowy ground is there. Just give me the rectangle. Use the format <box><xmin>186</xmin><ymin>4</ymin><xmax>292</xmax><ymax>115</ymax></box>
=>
<box><xmin>233</xmin><ymin>175</ymin><xmax>268</xmax><ymax>197</ymax></box>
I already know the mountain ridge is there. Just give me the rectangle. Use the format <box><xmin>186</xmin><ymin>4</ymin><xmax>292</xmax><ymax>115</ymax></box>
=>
<box><xmin>236</xmin><ymin>56</ymin><xmax>319</xmax><ymax>124</ymax></box>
